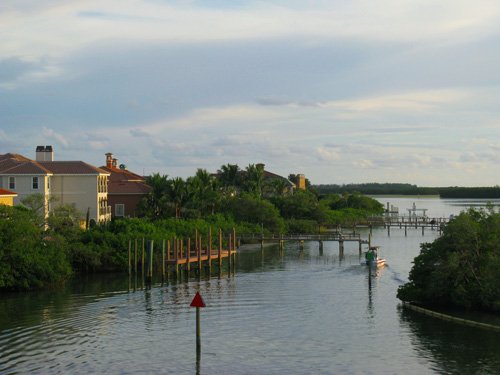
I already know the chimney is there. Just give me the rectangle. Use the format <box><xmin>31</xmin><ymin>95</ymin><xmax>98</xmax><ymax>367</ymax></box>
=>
<box><xmin>45</xmin><ymin>145</ymin><xmax>53</xmax><ymax>161</ymax></box>
<box><xmin>36</xmin><ymin>145</ymin><xmax>54</xmax><ymax>161</ymax></box>
<box><xmin>105</xmin><ymin>153</ymin><xmax>113</xmax><ymax>168</ymax></box>
<box><xmin>112</xmin><ymin>158</ymin><xmax>117</xmax><ymax>168</ymax></box>
<box><xmin>36</xmin><ymin>146</ymin><xmax>45</xmax><ymax>161</ymax></box>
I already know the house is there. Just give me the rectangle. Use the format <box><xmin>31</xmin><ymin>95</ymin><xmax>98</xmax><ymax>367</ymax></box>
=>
<box><xmin>0</xmin><ymin>146</ymin><xmax>111</xmax><ymax>224</ymax></box>
<box><xmin>100</xmin><ymin>153</ymin><xmax>151</xmax><ymax>218</ymax></box>
<box><xmin>0</xmin><ymin>188</ymin><xmax>17</xmax><ymax>206</ymax></box>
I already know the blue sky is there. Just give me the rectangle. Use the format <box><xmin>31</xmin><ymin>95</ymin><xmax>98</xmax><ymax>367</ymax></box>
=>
<box><xmin>1</xmin><ymin>0</ymin><xmax>500</xmax><ymax>185</ymax></box>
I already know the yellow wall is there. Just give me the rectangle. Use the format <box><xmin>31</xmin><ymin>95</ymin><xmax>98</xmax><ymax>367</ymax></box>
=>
<box><xmin>297</xmin><ymin>174</ymin><xmax>306</xmax><ymax>190</ymax></box>
<box><xmin>0</xmin><ymin>196</ymin><xmax>15</xmax><ymax>206</ymax></box>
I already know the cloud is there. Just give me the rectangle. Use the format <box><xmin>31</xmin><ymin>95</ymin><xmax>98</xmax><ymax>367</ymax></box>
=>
<box><xmin>42</xmin><ymin>127</ymin><xmax>69</xmax><ymax>148</ymax></box>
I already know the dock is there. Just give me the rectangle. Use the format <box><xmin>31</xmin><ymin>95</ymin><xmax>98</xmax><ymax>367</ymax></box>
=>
<box><xmin>238</xmin><ymin>232</ymin><xmax>370</xmax><ymax>255</ymax></box>
<box><xmin>128</xmin><ymin>228</ymin><xmax>237</xmax><ymax>285</ymax></box>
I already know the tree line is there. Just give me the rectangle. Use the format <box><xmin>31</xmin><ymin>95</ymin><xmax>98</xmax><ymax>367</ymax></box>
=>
<box><xmin>315</xmin><ymin>183</ymin><xmax>500</xmax><ymax>198</ymax></box>
<box><xmin>0</xmin><ymin>163</ymin><xmax>384</xmax><ymax>291</ymax></box>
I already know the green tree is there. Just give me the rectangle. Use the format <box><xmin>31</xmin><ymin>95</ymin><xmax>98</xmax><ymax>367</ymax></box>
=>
<box><xmin>139</xmin><ymin>173</ymin><xmax>171</xmax><ymax>219</ymax></box>
<box><xmin>223</xmin><ymin>194</ymin><xmax>285</xmax><ymax>233</ymax></box>
<box><xmin>167</xmin><ymin>177</ymin><xmax>189</xmax><ymax>219</ymax></box>
<box><xmin>243</xmin><ymin>164</ymin><xmax>264</xmax><ymax>198</ymax></box>
<box><xmin>187</xmin><ymin>168</ymin><xmax>220</xmax><ymax>215</ymax></box>
<box><xmin>0</xmin><ymin>206</ymin><xmax>71</xmax><ymax>290</ymax></box>
<box><xmin>397</xmin><ymin>209</ymin><xmax>500</xmax><ymax>311</ymax></box>
<box><xmin>219</xmin><ymin>163</ymin><xmax>241</xmax><ymax>193</ymax></box>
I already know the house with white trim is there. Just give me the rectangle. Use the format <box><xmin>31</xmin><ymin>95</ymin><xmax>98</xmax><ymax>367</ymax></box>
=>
<box><xmin>0</xmin><ymin>146</ymin><xmax>111</xmax><ymax>224</ymax></box>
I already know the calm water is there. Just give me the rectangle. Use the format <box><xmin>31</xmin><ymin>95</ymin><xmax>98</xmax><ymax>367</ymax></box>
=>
<box><xmin>1</xmin><ymin>197</ymin><xmax>499</xmax><ymax>374</ymax></box>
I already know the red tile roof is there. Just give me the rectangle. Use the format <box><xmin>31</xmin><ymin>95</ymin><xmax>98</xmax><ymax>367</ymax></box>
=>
<box><xmin>100</xmin><ymin>166</ymin><xmax>151</xmax><ymax>195</ymax></box>
<box><xmin>0</xmin><ymin>188</ymin><xmax>17</xmax><ymax>196</ymax></box>
<box><xmin>39</xmin><ymin>161</ymin><xmax>109</xmax><ymax>175</ymax></box>
<box><xmin>0</xmin><ymin>153</ymin><xmax>51</xmax><ymax>174</ymax></box>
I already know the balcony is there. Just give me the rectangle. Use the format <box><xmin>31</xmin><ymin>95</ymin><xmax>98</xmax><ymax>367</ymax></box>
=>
<box><xmin>99</xmin><ymin>206</ymin><xmax>112</xmax><ymax>222</ymax></box>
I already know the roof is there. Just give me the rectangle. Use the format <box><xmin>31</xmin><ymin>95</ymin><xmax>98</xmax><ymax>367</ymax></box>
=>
<box><xmin>100</xmin><ymin>166</ymin><xmax>151</xmax><ymax>195</ymax></box>
<box><xmin>100</xmin><ymin>166</ymin><xmax>145</xmax><ymax>182</ymax></box>
<box><xmin>0</xmin><ymin>153</ymin><xmax>52</xmax><ymax>174</ymax></box>
<box><xmin>0</xmin><ymin>188</ymin><xmax>17</xmax><ymax>196</ymax></box>
<box><xmin>108</xmin><ymin>180</ymin><xmax>152</xmax><ymax>195</ymax></box>
<box><xmin>0</xmin><ymin>153</ymin><xmax>108</xmax><ymax>176</ymax></box>
<box><xmin>39</xmin><ymin>161</ymin><xmax>109</xmax><ymax>175</ymax></box>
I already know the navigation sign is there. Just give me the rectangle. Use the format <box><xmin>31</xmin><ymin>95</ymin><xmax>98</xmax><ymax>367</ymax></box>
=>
<box><xmin>190</xmin><ymin>291</ymin><xmax>206</xmax><ymax>308</ymax></box>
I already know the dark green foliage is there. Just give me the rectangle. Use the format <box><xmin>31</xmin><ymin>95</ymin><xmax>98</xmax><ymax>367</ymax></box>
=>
<box><xmin>314</xmin><ymin>183</ymin><xmax>500</xmax><ymax>198</ymax></box>
<box><xmin>286</xmin><ymin>219</ymin><xmax>319</xmax><ymax>234</ymax></box>
<box><xmin>397</xmin><ymin>209</ymin><xmax>500</xmax><ymax>311</ymax></box>
<box><xmin>222</xmin><ymin>194</ymin><xmax>285</xmax><ymax>233</ymax></box>
<box><xmin>0</xmin><ymin>206</ymin><xmax>72</xmax><ymax>290</ymax></box>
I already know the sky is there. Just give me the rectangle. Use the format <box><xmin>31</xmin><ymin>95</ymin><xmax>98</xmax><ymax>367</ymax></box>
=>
<box><xmin>1</xmin><ymin>0</ymin><xmax>500</xmax><ymax>186</ymax></box>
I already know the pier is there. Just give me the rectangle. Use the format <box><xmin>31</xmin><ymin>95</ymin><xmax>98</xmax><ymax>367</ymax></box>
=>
<box><xmin>238</xmin><ymin>232</ymin><xmax>370</xmax><ymax>255</ymax></box>
<box><xmin>128</xmin><ymin>228</ymin><xmax>237</xmax><ymax>285</ymax></box>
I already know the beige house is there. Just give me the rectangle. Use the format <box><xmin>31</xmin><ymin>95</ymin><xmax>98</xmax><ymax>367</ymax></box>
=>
<box><xmin>0</xmin><ymin>146</ymin><xmax>111</xmax><ymax>224</ymax></box>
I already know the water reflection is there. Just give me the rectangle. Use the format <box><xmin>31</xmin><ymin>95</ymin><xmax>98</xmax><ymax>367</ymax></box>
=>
<box><xmin>398</xmin><ymin>307</ymin><xmax>500</xmax><ymax>374</ymax></box>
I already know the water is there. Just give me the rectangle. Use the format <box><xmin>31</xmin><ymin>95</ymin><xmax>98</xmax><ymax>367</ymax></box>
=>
<box><xmin>1</xmin><ymin>198</ymin><xmax>499</xmax><ymax>374</ymax></box>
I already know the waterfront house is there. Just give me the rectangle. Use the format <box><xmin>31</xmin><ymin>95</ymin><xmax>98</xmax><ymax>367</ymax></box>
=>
<box><xmin>0</xmin><ymin>146</ymin><xmax>111</xmax><ymax>224</ymax></box>
<box><xmin>100</xmin><ymin>153</ymin><xmax>151</xmax><ymax>218</ymax></box>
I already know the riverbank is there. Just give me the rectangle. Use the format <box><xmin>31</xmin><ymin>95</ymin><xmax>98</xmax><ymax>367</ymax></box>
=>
<box><xmin>402</xmin><ymin>302</ymin><xmax>500</xmax><ymax>332</ymax></box>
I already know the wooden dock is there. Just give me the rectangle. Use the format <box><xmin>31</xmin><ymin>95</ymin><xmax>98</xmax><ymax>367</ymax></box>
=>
<box><xmin>238</xmin><ymin>232</ymin><xmax>370</xmax><ymax>254</ymax></box>
<box><xmin>128</xmin><ymin>228</ymin><xmax>237</xmax><ymax>283</ymax></box>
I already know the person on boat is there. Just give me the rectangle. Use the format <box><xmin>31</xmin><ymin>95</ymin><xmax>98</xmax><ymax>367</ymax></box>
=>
<box><xmin>365</xmin><ymin>249</ymin><xmax>375</xmax><ymax>262</ymax></box>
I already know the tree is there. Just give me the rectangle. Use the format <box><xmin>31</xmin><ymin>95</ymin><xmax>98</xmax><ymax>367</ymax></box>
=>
<box><xmin>223</xmin><ymin>194</ymin><xmax>285</xmax><ymax>233</ymax></box>
<box><xmin>139</xmin><ymin>173</ymin><xmax>171</xmax><ymax>219</ymax></box>
<box><xmin>187</xmin><ymin>168</ymin><xmax>220</xmax><ymax>215</ymax></box>
<box><xmin>243</xmin><ymin>164</ymin><xmax>264</xmax><ymax>198</ymax></box>
<box><xmin>397</xmin><ymin>208</ymin><xmax>500</xmax><ymax>311</ymax></box>
<box><xmin>167</xmin><ymin>177</ymin><xmax>189</xmax><ymax>219</ymax></box>
<box><xmin>0</xmin><ymin>205</ymin><xmax>72</xmax><ymax>290</ymax></box>
<box><xmin>219</xmin><ymin>164</ymin><xmax>241</xmax><ymax>190</ymax></box>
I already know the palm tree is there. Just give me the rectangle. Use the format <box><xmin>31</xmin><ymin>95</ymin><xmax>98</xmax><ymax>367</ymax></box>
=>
<box><xmin>244</xmin><ymin>164</ymin><xmax>264</xmax><ymax>198</ymax></box>
<box><xmin>167</xmin><ymin>177</ymin><xmax>188</xmax><ymax>219</ymax></box>
<box><xmin>219</xmin><ymin>164</ymin><xmax>241</xmax><ymax>190</ymax></box>
<box><xmin>141</xmin><ymin>173</ymin><xmax>170</xmax><ymax>218</ymax></box>
<box><xmin>187</xmin><ymin>169</ymin><xmax>220</xmax><ymax>215</ymax></box>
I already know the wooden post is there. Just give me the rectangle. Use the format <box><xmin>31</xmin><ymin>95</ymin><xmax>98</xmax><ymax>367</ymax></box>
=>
<box><xmin>218</xmin><ymin>229</ymin><xmax>222</xmax><ymax>271</ymax></box>
<box><xmin>228</xmin><ymin>233</ymin><xmax>232</xmax><ymax>271</ymax></box>
<box><xmin>145</xmin><ymin>240</ymin><xmax>154</xmax><ymax>285</ymax></box>
<box><xmin>174</xmin><ymin>237</ymin><xmax>178</xmax><ymax>278</ymax></box>
<box><xmin>162</xmin><ymin>239</ymin><xmax>166</xmax><ymax>280</ymax></box>
<box><xmin>134</xmin><ymin>239</ymin><xmax>138</xmax><ymax>275</ymax></box>
<box><xmin>387</xmin><ymin>226</ymin><xmax>390</xmax><ymax>237</ymax></box>
<box><xmin>198</xmin><ymin>234</ymin><xmax>202</xmax><ymax>272</ymax></box>
<box><xmin>208</xmin><ymin>227</ymin><xmax>212</xmax><ymax>274</ymax></box>
<box><xmin>422</xmin><ymin>226</ymin><xmax>425</xmax><ymax>236</ymax></box>
<box><xmin>405</xmin><ymin>225</ymin><xmax>407</xmax><ymax>236</ymax></box>
<box><xmin>186</xmin><ymin>239</ymin><xmax>190</xmax><ymax>272</ymax></box>
<box><xmin>128</xmin><ymin>239</ymin><xmax>132</xmax><ymax>277</ymax></box>
<box><xmin>233</xmin><ymin>227</ymin><xmax>237</xmax><ymax>267</ymax></box>
<box><xmin>141</xmin><ymin>238</ymin><xmax>145</xmax><ymax>278</ymax></box>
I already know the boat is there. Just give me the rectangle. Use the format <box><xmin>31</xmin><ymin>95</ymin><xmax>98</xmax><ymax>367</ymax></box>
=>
<box><xmin>362</xmin><ymin>246</ymin><xmax>386</xmax><ymax>267</ymax></box>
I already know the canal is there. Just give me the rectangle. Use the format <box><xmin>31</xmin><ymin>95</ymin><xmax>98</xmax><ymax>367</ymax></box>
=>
<box><xmin>0</xmin><ymin>198</ymin><xmax>499</xmax><ymax>374</ymax></box>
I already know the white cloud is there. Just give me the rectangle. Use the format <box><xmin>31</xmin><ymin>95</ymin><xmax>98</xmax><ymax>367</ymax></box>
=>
<box><xmin>42</xmin><ymin>127</ymin><xmax>69</xmax><ymax>148</ymax></box>
<box><xmin>2</xmin><ymin>0</ymin><xmax>499</xmax><ymax>63</ymax></box>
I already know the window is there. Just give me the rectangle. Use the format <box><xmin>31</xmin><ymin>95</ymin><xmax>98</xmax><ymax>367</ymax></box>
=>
<box><xmin>115</xmin><ymin>203</ymin><xmax>125</xmax><ymax>217</ymax></box>
<box><xmin>32</xmin><ymin>177</ymin><xmax>39</xmax><ymax>190</ymax></box>
<box><xmin>8</xmin><ymin>177</ymin><xmax>15</xmax><ymax>190</ymax></box>
<box><xmin>47</xmin><ymin>177</ymin><xmax>50</xmax><ymax>190</ymax></box>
